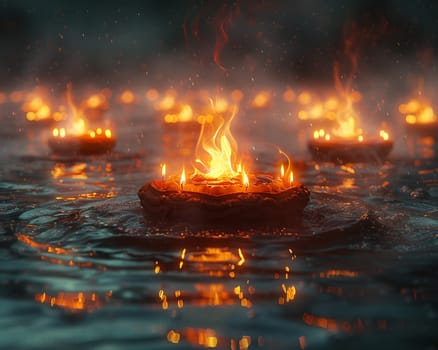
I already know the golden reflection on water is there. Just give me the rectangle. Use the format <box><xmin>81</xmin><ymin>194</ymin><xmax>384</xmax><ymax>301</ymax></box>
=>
<box><xmin>159</xmin><ymin>245</ymin><xmax>299</xmax><ymax>348</ymax></box>
<box><xmin>167</xmin><ymin>328</ymin><xmax>256</xmax><ymax>349</ymax></box>
<box><xmin>51</xmin><ymin>161</ymin><xmax>116</xmax><ymax>200</ymax></box>
<box><xmin>35</xmin><ymin>291</ymin><xmax>112</xmax><ymax>312</ymax></box>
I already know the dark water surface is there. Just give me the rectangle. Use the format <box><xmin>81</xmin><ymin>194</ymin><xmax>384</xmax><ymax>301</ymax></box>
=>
<box><xmin>0</xmin><ymin>105</ymin><xmax>437</xmax><ymax>350</ymax></box>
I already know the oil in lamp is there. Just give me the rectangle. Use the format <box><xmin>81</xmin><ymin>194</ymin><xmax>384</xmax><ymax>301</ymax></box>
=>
<box><xmin>139</xmin><ymin>99</ymin><xmax>309</xmax><ymax>227</ymax></box>
<box><xmin>48</xmin><ymin>84</ymin><xmax>116</xmax><ymax>156</ymax></box>
<box><xmin>307</xmin><ymin>92</ymin><xmax>392</xmax><ymax>163</ymax></box>
<box><xmin>399</xmin><ymin>99</ymin><xmax>438</xmax><ymax>136</ymax></box>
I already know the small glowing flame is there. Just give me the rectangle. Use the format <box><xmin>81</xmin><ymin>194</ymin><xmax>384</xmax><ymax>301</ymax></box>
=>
<box><xmin>161</xmin><ymin>163</ymin><xmax>167</xmax><ymax>179</ymax></box>
<box><xmin>180</xmin><ymin>167</ymin><xmax>186</xmax><ymax>190</ymax></box>
<box><xmin>379</xmin><ymin>130</ymin><xmax>389</xmax><ymax>141</ymax></box>
<box><xmin>164</xmin><ymin>104</ymin><xmax>193</xmax><ymax>123</ymax></box>
<box><xmin>280</xmin><ymin>164</ymin><xmax>285</xmax><ymax>178</ymax></box>
<box><xmin>86</xmin><ymin>94</ymin><xmax>106</xmax><ymax>109</ymax></box>
<box><xmin>120</xmin><ymin>90</ymin><xmax>135</xmax><ymax>104</ymax></box>
<box><xmin>251</xmin><ymin>91</ymin><xmax>271</xmax><ymax>108</ymax></box>
<box><xmin>358</xmin><ymin>135</ymin><xmax>364</xmax><ymax>142</ymax></box>
<box><xmin>104</xmin><ymin>129</ymin><xmax>112</xmax><ymax>138</ymax></box>
<box><xmin>242</xmin><ymin>169</ymin><xmax>249</xmax><ymax>190</ymax></box>
<box><xmin>289</xmin><ymin>171</ymin><xmax>294</xmax><ymax>185</ymax></box>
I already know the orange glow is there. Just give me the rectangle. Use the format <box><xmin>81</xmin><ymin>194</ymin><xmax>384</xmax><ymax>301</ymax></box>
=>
<box><xmin>180</xmin><ymin>167</ymin><xmax>186</xmax><ymax>190</ymax></box>
<box><xmin>23</xmin><ymin>94</ymin><xmax>53</xmax><ymax>122</ymax></box>
<box><xmin>50</xmin><ymin>84</ymin><xmax>113</xmax><ymax>140</ymax></box>
<box><xmin>16</xmin><ymin>233</ymin><xmax>70</xmax><ymax>255</ymax></box>
<box><xmin>251</xmin><ymin>91</ymin><xmax>271</xmax><ymax>108</ymax></box>
<box><xmin>119</xmin><ymin>89</ymin><xmax>135</xmax><ymax>104</ymax></box>
<box><xmin>280</xmin><ymin>164</ymin><xmax>285</xmax><ymax>178</ymax></box>
<box><xmin>297</xmin><ymin>92</ymin><xmax>312</xmax><ymax>105</ymax></box>
<box><xmin>302</xmin><ymin>312</ymin><xmax>354</xmax><ymax>333</ymax></box>
<box><xmin>164</xmin><ymin>104</ymin><xmax>194</xmax><ymax>123</ymax></box>
<box><xmin>35</xmin><ymin>291</ymin><xmax>108</xmax><ymax>311</ymax></box>
<box><xmin>161</xmin><ymin>163</ymin><xmax>167</xmax><ymax>179</ymax></box>
<box><xmin>167</xmin><ymin>330</ymin><xmax>181</xmax><ymax>344</ymax></box>
<box><xmin>379</xmin><ymin>130</ymin><xmax>389</xmax><ymax>141</ymax></box>
<box><xmin>231</xmin><ymin>89</ymin><xmax>244</xmax><ymax>103</ymax></box>
<box><xmin>146</xmin><ymin>88</ymin><xmax>159</xmax><ymax>101</ymax></box>
<box><xmin>283</xmin><ymin>88</ymin><xmax>296</xmax><ymax>102</ymax></box>
<box><xmin>400</xmin><ymin>99</ymin><xmax>437</xmax><ymax>125</ymax></box>
<box><xmin>358</xmin><ymin>135</ymin><xmax>364</xmax><ymax>142</ymax></box>
<box><xmin>242</xmin><ymin>168</ymin><xmax>249</xmax><ymax>189</ymax></box>
<box><xmin>289</xmin><ymin>171</ymin><xmax>294</xmax><ymax>185</ymax></box>
<box><xmin>237</xmin><ymin>248</ymin><xmax>245</xmax><ymax>266</ymax></box>
<box><xmin>154</xmin><ymin>93</ymin><xmax>176</xmax><ymax>111</ymax></box>
<box><xmin>183</xmin><ymin>328</ymin><xmax>218</xmax><ymax>348</ymax></box>
<box><xmin>319</xmin><ymin>269</ymin><xmax>358</xmax><ymax>278</ymax></box>
<box><xmin>86</xmin><ymin>94</ymin><xmax>106</xmax><ymax>109</ymax></box>
<box><xmin>281</xmin><ymin>284</ymin><xmax>296</xmax><ymax>302</ymax></box>
<box><xmin>9</xmin><ymin>90</ymin><xmax>24</xmax><ymax>103</ymax></box>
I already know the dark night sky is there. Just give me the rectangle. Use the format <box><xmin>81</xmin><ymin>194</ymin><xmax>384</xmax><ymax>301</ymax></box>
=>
<box><xmin>1</xmin><ymin>0</ymin><xmax>438</xmax><ymax>90</ymax></box>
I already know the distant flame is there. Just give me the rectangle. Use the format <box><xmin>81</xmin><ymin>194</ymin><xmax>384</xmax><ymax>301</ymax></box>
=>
<box><xmin>400</xmin><ymin>99</ymin><xmax>437</xmax><ymax>124</ymax></box>
<box><xmin>51</xmin><ymin>84</ymin><xmax>113</xmax><ymax>139</ymax></box>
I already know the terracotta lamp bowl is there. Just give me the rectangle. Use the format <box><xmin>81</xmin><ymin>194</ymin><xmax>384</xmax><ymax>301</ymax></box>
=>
<box><xmin>138</xmin><ymin>174</ymin><xmax>310</xmax><ymax>227</ymax></box>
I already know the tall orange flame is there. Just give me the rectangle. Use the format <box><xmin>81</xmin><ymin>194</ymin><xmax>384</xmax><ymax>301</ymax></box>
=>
<box><xmin>193</xmin><ymin>99</ymin><xmax>240</xmax><ymax>179</ymax></box>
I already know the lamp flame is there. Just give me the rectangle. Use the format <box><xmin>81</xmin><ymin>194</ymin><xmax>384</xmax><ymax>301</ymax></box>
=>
<box><xmin>180</xmin><ymin>167</ymin><xmax>186</xmax><ymax>191</ymax></box>
<box><xmin>161</xmin><ymin>163</ymin><xmax>167</xmax><ymax>179</ymax></box>
<box><xmin>289</xmin><ymin>171</ymin><xmax>294</xmax><ymax>186</ymax></box>
<box><xmin>193</xmin><ymin>99</ymin><xmax>240</xmax><ymax>180</ymax></box>
<box><xmin>242</xmin><ymin>168</ymin><xmax>249</xmax><ymax>190</ymax></box>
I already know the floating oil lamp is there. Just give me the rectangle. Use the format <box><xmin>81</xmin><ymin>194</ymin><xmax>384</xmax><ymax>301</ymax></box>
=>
<box><xmin>306</xmin><ymin>88</ymin><xmax>392</xmax><ymax>163</ymax></box>
<box><xmin>139</xmin><ymin>99</ymin><xmax>309</xmax><ymax>227</ymax></box>
<box><xmin>399</xmin><ymin>99</ymin><xmax>438</xmax><ymax>136</ymax></box>
<box><xmin>308</xmin><ymin>127</ymin><xmax>393</xmax><ymax>163</ymax></box>
<box><xmin>48</xmin><ymin>84</ymin><xmax>116</xmax><ymax>156</ymax></box>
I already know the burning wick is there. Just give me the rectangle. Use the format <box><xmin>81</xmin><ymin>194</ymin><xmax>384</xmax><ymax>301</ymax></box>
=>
<box><xmin>242</xmin><ymin>169</ymin><xmax>249</xmax><ymax>191</ymax></box>
<box><xmin>280</xmin><ymin>164</ymin><xmax>285</xmax><ymax>179</ymax></box>
<box><xmin>289</xmin><ymin>171</ymin><xmax>294</xmax><ymax>187</ymax></box>
<box><xmin>180</xmin><ymin>167</ymin><xmax>186</xmax><ymax>191</ymax></box>
<box><xmin>161</xmin><ymin>163</ymin><xmax>166</xmax><ymax>182</ymax></box>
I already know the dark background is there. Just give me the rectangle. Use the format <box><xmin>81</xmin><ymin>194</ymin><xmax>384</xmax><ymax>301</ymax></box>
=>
<box><xmin>1</xmin><ymin>0</ymin><xmax>438</xmax><ymax>92</ymax></box>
